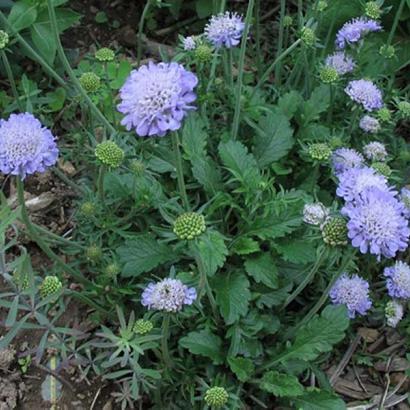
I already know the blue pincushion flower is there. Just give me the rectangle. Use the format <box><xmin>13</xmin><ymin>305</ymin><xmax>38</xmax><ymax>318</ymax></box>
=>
<box><xmin>325</xmin><ymin>51</ymin><xmax>356</xmax><ymax>75</ymax></box>
<box><xmin>141</xmin><ymin>278</ymin><xmax>197</xmax><ymax>312</ymax></box>
<box><xmin>384</xmin><ymin>261</ymin><xmax>410</xmax><ymax>299</ymax></box>
<box><xmin>336</xmin><ymin>17</ymin><xmax>382</xmax><ymax>49</ymax></box>
<box><xmin>332</xmin><ymin>148</ymin><xmax>364</xmax><ymax>176</ymax></box>
<box><xmin>329</xmin><ymin>273</ymin><xmax>372</xmax><ymax>318</ymax></box>
<box><xmin>359</xmin><ymin>115</ymin><xmax>380</xmax><ymax>133</ymax></box>
<box><xmin>0</xmin><ymin>113</ymin><xmax>58</xmax><ymax>179</ymax></box>
<box><xmin>342</xmin><ymin>187</ymin><xmax>410</xmax><ymax>259</ymax></box>
<box><xmin>363</xmin><ymin>141</ymin><xmax>387</xmax><ymax>161</ymax></box>
<box><xmin>336</xmin><ymin>166</ymin><xmax>391</xmax><ymax>202</ymax></box>
<box><xmin>183</xmin><ymin>36</ymin><xmax>196</xmax><ymax>51</ymax></box>
<box><xmin>345</xmin><ymin>79</ymin><xmax>383</xmax><ymax>111</ymax></box>
<box><xmin>205</xmin><ymin>12</ymin><xmax>245</xmax><ymax>48</ymax></box>
<box><xmin>118</xmin><ymin>62</ymin><xmax>198</xmax><ymax>137</ymax></box>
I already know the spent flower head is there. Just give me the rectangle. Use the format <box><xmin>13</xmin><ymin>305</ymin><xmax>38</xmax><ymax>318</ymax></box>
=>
<box><xmin>205</xmin><ymin>12</ymin><xmax>245</xmax><ymax>48</ymax></box>
<box><xmin>40</xmin><ymin>276</ymin><xmax>62</xmax><ymax>298</ymax></box>
<box><xmin>174</xmin><ymin>212</ymin><xmax>206</xmax><ymax>240</ymax></box>
<box><xmin>0</xmin><ymin>113</ymin><xmax>58</xmax><ymax>179</ymax></box>
<box><xmin>0</xmin><ymin>30</ymin><xmax>9</xmax><ymax>49</ymax></box>
<box><xmin>80</xmin><ymin>72</ymin><xmax>101</xmax><ymax>92</ymax></box>
<box><xmin>141</xmin><ymin>278</ymin><xmax>197</xmax><ymax>312</ymax></box>
<box><xmin>379</xmin><ymin>44</ymin><xmax>395</xmax><ymax>59</ymax></box>
<box><xmin>365</xmin><ymin>1</ymin><xmax>382</xmax><ymax>19</ymax></box>
<box><xmin>335</xmin><ymin>17</ymin><xmax>382</xmax><ymax>49</ymax></box>
<box><xmin>308</xmin><ymin>143</ymin><xmax>332</xmax><ymax>161</ymax></box>
<box><xmin>95</xmin><ymin>47</ymin><xmax>115</xmax><ymax>62</ymax></box>
<box><xmin>359</xmin><ymin>115</ymin><xmax>380</xmax><ymax>133</ymax></box>
<box><xmin>204</xmin><ymin>386</ymin><xmax>229</xmax><ymax>408</ymax></box>
<box><xmin>195</xmin><ymin>44</ymin><xmax>213</xmax><ymax>63</ymax></box>
<box><xmin>319</xmin><ymin>66</ymin><xmax>339</xmax><ymax>84</ymax></box>
<box><xmin>300</xmin><ymin>27</ymin><xmax>316</xmax><ymax>46</ymax></box>
<box><xmin>86</xmin><ymin>245</ymin><xmax>102</xmax><ymax>262</ymax></box>
<box><xmin>133</xmin><ymin>319</ymin><xmax>153</xmax><ymax>335</ymax></box>
<box><xmin>385</xmin><ymin>300</ymin><xmax>404</xmax><ymax>327</ymax></box>
<box><xmin>283</xmin><ymin>15</ymin><xmax>293</xmax><ymax>27</ymax></box>
<box><xmin>345</xmin><ymin>79</ymin><xmax>383</xmax><ymax>111</ymax></box>
<box><xmin>303</xmin><ymin>202</ymin><xmax>329</xmax><ymax>226</ymax></box>
<box><xmin>95</xmin><ymin>141</ymin><xmax>124</xmax><ymax>168</ymax></box>
<box><xmin>325</xmin><ymin>51</ymin><xmax>356</xmax><ymax>75</ymax></box>
<box><xmin>118</xmin><ymin>62</ymin><xmax>198</xmax><ymax>137</ymax></box>
<box><xmin>80</xmin><ymin>201</ymin><xmax>96</xmax><ymax>217</ymax></box>
<box><xmin>384</xmin><ymin>261</ymin><xmax>410</xmax><ymax>299</ymax></box>
<box><xmin>363</xmin><ymin>141</ymin><xmax>387</xmax><ymax>161</ymax></box>
<box><xmin>316</xmin><ymin>0</ymin><xmax>328</xmax><ymax>12</ymax></box>
<box><xmin>329</xmin><ymin>273</ymin><xmax>372</xmax><ymax>318</ymax></box>
<box><xmin>321</xmin><ymin>216</ymin><xmax>348</xmax><ymax>246</ymax></box>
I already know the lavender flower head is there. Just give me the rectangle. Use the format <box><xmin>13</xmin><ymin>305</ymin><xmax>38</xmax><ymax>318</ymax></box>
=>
<box><xmin>332</xmin><ymin>148</ymin><xmax>364</xmax><ymax>176</ymax></box>
<box><xmin>205</xmin><ymin>12</ymin><xmax>245</xmax><ymax>48</ymax></box>
<box><xmin>141</xmin><ymin>278</ymin><xmax>197</xmax><ymax>312</ymax></box>
<box><xmin>363</xmin><ymin>141</ymin><xmax>387</xmax><ymax>161</ymax></box>
<box><xmin>342</xmin><ymin>187</ymin><xmax>410</xmax><ymax>259</ymax></box>
<box><xmin>385</xmin><ymin>300</ymin><xmax>404</xmax><ymax>327</ymax></box>
<box><xmin>336</xmin><ymin>166</ymin><xmax>391</xmax><ymax>202</ymax></box>
<box><xmin>0</xmin><ymin>113</ymin><xmax>58</xmax><ymax>179</ymax></box>
<box><xmin>400</xmin><ymin>188</ymin><xmax>410</xmax><ymax>218</ymax></box>
<box><xmin>325</xmin><ymin>51</ymin><xmax>356</xmax><ymax>75</ymax></box>
<box><xmin>118</xmin><ymin>62</ymin><xmax>198</xmax><ymax>137</ymax></box>
<box><xmin>345</xmin><ymin>79</ymin><xmax>383</xmax><ymax>111</ymax></box>
<box><xmin>384</xmin><ymin>261</ymin><xmax>410</xmax><ymax>299</ymax></box>
<box><xmin>303</xmin><ymin>202</ymin><xmax>329</xmax><ymax>226</ymax></box>
<box><xmin>335</xmin><ymin>17</ymin><xmax>382</xmax><ymax>49</ymax></box>
<box><xmin>359</xmin><ymin>115</ymin><xmax>380</xmax><ymax>133</ymax></box>
<box><xmin>183</xmin><ymin>36</ymin><xmax>196</xmax><ymax>51</ymax></box>
<box><xmin>329</xmin><ymin>273</ymin><xmax>372</xmax><ymax>318</ymax></box>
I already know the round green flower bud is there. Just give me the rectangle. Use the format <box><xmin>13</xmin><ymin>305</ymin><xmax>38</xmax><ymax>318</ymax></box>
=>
<box><xmin>379</xmin><ymin>44</ymin><xmax>395</xmax><ymax>59</ymax></box>
<box><xmin>316</xmin><ymin>0</ymin><xmax>328</xmax><ymax>12</ymax></box>
<box><xmin>283</xmin><ymin>15</ymin><xmax>293</xmax><ymax>27</ymax></box>
<box><xmin>204</xmin><ymin>386</ymin><xmax>229</xmax><ymax>408</ymax></box>
<box><xmin>133</xmin><ymin>319</ymin><xmax>153</xmax><ymax>335</ymax></box>
<box><xmin>13</xmin><ymin>270</ymin><xmax>29</xmax><ymax>291</ymax></box>
<box><xmin>319</xmin><ymin>66</ymin><xmax>339</xmax><ymax>84</ymax></box>
<box><xmin>80</xmin><ymin>201</ymin><xmax>96</xmax><ymax>217</ymax></box>
<box><xmin>195</xmin><ymin>44</ymin><xmax>213</xmax><ymax>63</ymax></box>
<box><xmin>95</xmin><ymin>47</ymin><xmax>115</xmax><ymax>62</ymax></box>
<box><xmin>308</xmin><ymin>143</ymin><xmax>332</xmax><ymax>161</ymax></box>
<box><xmin>321</xmin><ymin>217</ymin><xmax>348</xmax><ymax>246</ymax></box>
<box><xmin>79</xmin><ymin>72</ymin><xmax>101</xmax><ymax>93</ymax></box>
<box><xmin>0</xmin><ymin>30</ymin><xmax>9</xmax><ymax>49</ymax></box>
<box><xmin>300</xmin><ymin>27</ymin><xmax>316</xmax><ymax>47</ymax></box>
<box><xmin>40</xmin><ymin>276</ymin><xmax>62</xmax><ymax>298</ymax></box>
<box><xmin>371</xmin><ymin>161</ymin><xmax>392</xmax><ymax>177</ymax></box>
<box><xmin>377</xmin><ymin>107</ymin><xmax>392</xmax><ymax>122</ymax></box>
<box><xmin>173</xmin><ymin>212</ymin><xmax>206</xmax><ymax>240</ymax></box>
<box><xmin>398</xmin><ymin>101</ymin><xmax>410</xmax><ymax>118</ymax></box>
<box><xmin>104</xmin><ymin>263</ymin><xmax>120</xmax><ymax>276</ymax></box>
<box><xmin>95</xmin><ymin>141</ymin><xmax>124</xmax><ymax>168</ymax></box>
<box><xmin>365</xmin><ymin>1</ymin><xmax>381</xmax><ymax>19</ymax></box>
<box><xmin>129</xmin><ymin>160</ymin><xmax>145</xmax><ymax>176</ymax></box>
<box><xmin>86</xmin><ymin>245</ymin><xmax>102</xmax><ymax>262</ymax></box>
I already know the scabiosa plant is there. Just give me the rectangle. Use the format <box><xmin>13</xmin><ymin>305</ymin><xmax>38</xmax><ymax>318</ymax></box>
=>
<box><xmin>359</xmin><ymin>115</ymin><xmax>380</xmax><ymax>133</ymax></box>
<box><xmin>303</xmin><ymin>202</ymin><xmax>329</xmax><ymax>226</ymax></box>
<box><xmin>117</xmin><ymin>62</ymin><xmax>198</xmax><ymax>137</ymax></box>
<box><xmin>365</xmin><ymin>1</ymin><xmax>382</xmax><ymax>19</ymax></box>
<box><xmin>321</xmin><ymin>216</ymin><xmax>348</xmax><ymax>246</ymax></box>
<box><xmin>182</xmin><ymin>36</ymin><xmax>196</xmax><ymax>51</ymax></box>
<box><xmin>363</xmin><ymin>142</ymin><xmax>387</xmax><ymax>161</ymax></box>
<box><xmin>308</xmin><ymin>143</ymin><xmax>332</xmax><ymax>161</ymax></box>
<box><xmin>379</xmin><ymin>44</ymin><xmax>395</xmax><ymax>59</ymax></box>
<box><xmin>342</xmin><ymin>187</ymin><xmax>410</xmax><ymax>258</ymax></box>
<box><xmin>141</xmin><ymin>278</ymin><xmax>197</xmax><ymax>312</ymax></box>
<box><xmin>133</xmin><ymin>319</ymin><xmax>153</xmax><ymax>335</ymax></box>
<box><xmin>345</xmin><ymin>79</ymin><xmax>383</xmax><ymax>111</ymax></box>
<box><xmin>397</xmin><ymin>101</ymin><xmax>410</xmax><ymax>118</ymax></box>
<box><xmin>335</xmin><ymin>17</ymin><xmax>382</xmax><ymax>49</ymax></box>
<box><xmin>319</xmin><ymin>66</ymin><xmax>339</xmax><ymax>84</ymax></box>
<box><xmin>336</xmin><ymin>167</ymin><xmax>391</xmax><ymax>202</ymax></box>
<box><xmin>329</xmin><ymin>273</ymin><xmax>372</xmax><ymax>318</ymax></box>
<box><xmin>79</xmin><ymin>72</ymin><xmax>101</xmax><ymax>92</ymax></box>
<box><xmin>377</xmin><ymin>107</ymin><xmax>392</xmax><ymax>122</ymax></box>
<box><xmin>40</xmin><ymin>276</ymin><xmax>62</xmax><ymax>298</ymax></box>
<box><xmin>204</xmin><ymin>386</ymin><xmax>229</xmax><ymax>408</ymax></box>
<box><xmin>385</xmin><ymin>300</ymin><xmax>404</xmax><ymax>327</ymax></box>
<box><xmin>95</xmin><ymin>47</ymin><xmax>115</xmax><ymax>62</ymax></box>
<box><xmin>204</xmin><ymin>12</ymin><xmax>245</xmax><ymax>48</ymax></box>
<box><xmin>325</xmin><ymin>51</ymin><xmax>356</xmax><ymax>75</ymax></box>
<box><xmin>95</xmin><ymin>141</ymin><xmax>124</xmax><ymax>168</ymax></box>
<box><xmin>300</xmin><ymin>27</ymin><xmax>316</xmax><ymax>46</ymax></box>
<box><xmin>0</xmin><ymin>30</ymin><xmax>9</xmax><ymax>49</ymax></box>
<box><xmin>0</xmin><ymin>113</ymin><xmax>58</xmax><ymax>179</ymax></box>
<box><xmin>331</xmin><ymin>148</ymin><xmax>364</xmax><ymax>175</ymax></box>
<box><xmin>384</xmin><ymin>261</ymin><xmax>410</xmax><ymax>299</ymax></box>
<box><xmin>173</xmin><ymin>212</ymin><xmax>206</xmax><ymax>240</ymax></box>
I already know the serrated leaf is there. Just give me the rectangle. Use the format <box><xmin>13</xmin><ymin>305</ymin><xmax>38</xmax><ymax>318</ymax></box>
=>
<box><xmin>179</xmin><ymin>330</ymin><xmax>223</xmax><ymax>364</ymax></box>
<box><xmin>191</xmin><ymin>157</ymin><xmax>223</xmax><ymax>194</ymax></box>
<box><xmin>244</xmin><ymin>253</ymin><xmax>278</xmax><ymax>289</ymax></box>
<box><xmin>213</xmin><ymin>272</ymin><xmax>250</xmax><ymax>324</ymax></box>
<box><xmin>253</xmin><ymin>111</ymin><xmax>294</xmax><ymax>167</ymax></box>
<box><xmin>301</xmin><ymin>85</ymin><xmax>330</xmax><ymax>124</ymax></box>
<box><xmin>292</xmin><ymin>390</ymin><xmax>346</xmax><ymax>410</ymax></box>
<box><xmin>232</xmin><ymin>237</ymin><xmax>260</xmax><ymax>255</ymax></box>
<box><xmin>228</xmin><ymin>356</ymin><xmax>255</xmax><ymax>382</ymax></box>
<box><xmin>196</xmin><ymin>230</ymin><xmax>228</xmax><ymax>277</ymax></box>
<box><xmin>260</xmin><ymin>371</ymin><xmax>304</xmax><ymax>397</ymax></box>
<box><xmin>117</xmin><ymin>235</ymin><xmax>174</xmax><ymax>277</ymax></box>
<box><xmin>276</xmin><ymin>240</ymin><xmax>317</xmax><ymax>264</ymax></box>
<box><xmin>277</xmin><ymin>91</ymin><xmax>303</xmax><ymax>119</ymax></box>
<box><xmin>276</xmin><ymin>305</ymin><xmax>349</xmax><ymax>363</ymax></box>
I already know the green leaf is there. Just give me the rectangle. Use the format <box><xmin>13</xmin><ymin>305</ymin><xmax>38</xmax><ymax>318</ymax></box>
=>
<box><xmin>231</xmin><ymin>237</ymin><xmax>260</xmax><ymax>255</ymax></box>
<box><xmin>30</xmin><ymin>22</ymin><xmax>56</xmax><ymax>64</ymax></box>
<box><xmin>301</xmin><ymin>85</ymin><xmax>330</xmax><ymax>124</ymax></box>
<box><xmin>8</xmin><ymin>1</ymin><xmax>37</xmax><ymax>32</ymax></box>
<box><xmin>191</xmin><ymin>158</ymin><xmax>223</xmax><ymax>194</ymax></box>
<box><xmin>179</xmin><ymin>330</ymin><xmax>223</xmax><ymax>364</ymax></box>
<box><xmin>117</xmin><ymin>235</ymin><xmax>174</xmax><ymax>277</ymax></box>
<box><xmin>219</xmin><ymin>139</ymin><xmax>261</xmax><ymax>188</ymax></box>
<box><xmin>253</xmin><ymin>111</ymin><xmax>294</xmax><ymax>167</ymax></box>
<box><xmin>195</xmin><ymin>0</ymin><xmax>213</xmax><ymax>18</ymax></box>
<box><xmin>277</xmin><ymin>90</ymin><xmax>303</xmax><ymax>119</ymax></box>
<box><xmin>244</xmin><ymin>253</ymin><xmax>278</xmax><ymax>289</ymax></box>
<box><xmin>276</xmin><ymin>305</ymin><xmax>349</xmax><ymax>363</ymax></box>
<box><xmin>46</xmin><ymin>87</ymin><xmax>66</xmax><ymax>112</ymax></box>
<box><xmin>213</xmin><ymin>272</ymin><xmax>250</xmax><ymax>324</ymax></box>
<box><xmin>5</xmin><ymin>295</ymin><xmax>19</xmax><ymax>327</ymax></box>
<box><xmin>260</xmin><ymin>371</ymin><xmax>304</xmax><ymax>397</ymax></box>
<box><xmin>196</xmin><ymin>230</ymin><xmax>228</xmax><ymax>277</ymax></box>
<box><xmin>276</xmin><ymin>240</ymin><xmax>317</xmax><ymax>264</ymax></box>
<box><xmin>36</xmin><ymin>8</ymin><xmax>81</xmax><ymax>32</ymax></box>
<box><xmin>228</xmin><ymin>356</ymin><xmax>255</xmax><ymax>382</ymax></box>
<box><xmin>292</xmin><ymin>390</ymin><xmax>346</xmax><ymax>410</ymax></box>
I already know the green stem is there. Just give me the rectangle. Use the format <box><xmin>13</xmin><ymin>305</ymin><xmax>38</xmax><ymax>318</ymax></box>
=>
<box><xmin>327</xmin><ymin>84</ymin><xmax>334</xmax><ymax>123</ymax></box>
<box><xmin>387</xmin><ymin>0</ymin><xmax>405</xmax><ymax>45</ymax></box>
<box><xmin>171</xmin><ymin>131</ymin><xmax>189</xmax><ymax>210</ymax></box>
<box><xmin>46</xmin><ymin>0</ymin><xmax>116</xmax><ymax>135</ymax></box>
<box><xmin>161</xmin><ymin>314</ymin><xmax>172</xmax><ymax>368</ymax></box>
<box><xmin>227</xmin><ymin>49</ymin><xmax>234</xmax><ymax>89</ymax></box>
<box><xmin>137</xmin><ymin>0</ymin><xmax>152</xmax><ymax>66</ymax></box>
<box><xmin>1</xmin><ymin>50</ymin><xmax>23</xmax><ymax>111</ymax></box>
<box><xmin>274</xmin><ymin>0</ymin><xmax>286</xmax><ymax>87</ymax></box>
<box><xmin>298</xmin><ymin>0</ymin><xmax>303</xmax><ymax>29</ymax></box>
<box><xmin>52</xmin><ymin>168</ymin><xmax>86</xmax><ymax>195</ymax></box>
<box><xmin>97</xmin><ymin>166</ymin><xmax>106</xmax><ymax>202</ymax></box>
<box><xmin>282</xmin><ymin>247</ymin><xmax>327</xmax><ymax>309</ymax></box>
<box><xmin>232</xmin><ymin>0</ymin><xmax>255</xmax><ymax>140</ymax></box>
<box><xmin>255</xmin><ymin>0</ymin><xmax>262</xmax><ymax>77</ymax></box>
<box><xmin>32</xmin><ymin>224</ymin><xmax>85</xmax><ymax>250</ymax></box>
<box><xmin>16</xmin><ymin>178</ymin><xmax>94</xmax><ymax>289</ymax></box>
<box><xmin>104</xmin><ymin>63</ymin><xmax>117</xmax><ymax>126</ymax></box>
